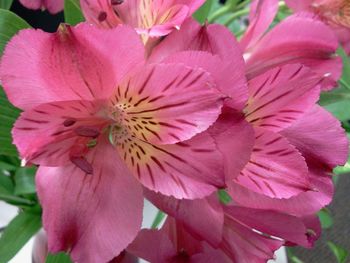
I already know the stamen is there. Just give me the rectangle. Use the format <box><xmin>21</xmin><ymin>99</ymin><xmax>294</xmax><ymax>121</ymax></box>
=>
<box><xmin>86</xmin><ymin>139</ymin><xmax>98</xmax><ymax>148</ymax></box>
<box><xmin>63</xmin><ymin>118</ymin><xmax>76</xmax><ymax>127</ymax></box>
<box><xmin>111</xmin><ymin>0</ymin><xmax>124</xmax><ymax>5</ymax></box>
<box><xmin>70</xmin><ymin>156</ymin><xmax>93</xmax><ymax>174</ymax></box>
<box><xmin>74</xmin><ymin>126</ymin><xmax>100</xmax><ymax>138</ymax></box>
<box><xmin>98</xmin><ymin>12</ymin><xmax>107</xmax><ymax>22</ymax></box>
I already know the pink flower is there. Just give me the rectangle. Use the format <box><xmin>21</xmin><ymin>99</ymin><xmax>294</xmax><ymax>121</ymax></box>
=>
<box><xmin>80</xmin><ymin>0</ymin><xmax>204</xmax><ymax>42</ymax></box>
<box><xmin>0</xmin><ymin>23</ymin><xmax>228</xmax><ymax>262</ymax></box>
<box><xmin>127</xmin><ymin>191</ymin><xmax>321</xmax><ymax>262</ymax></box>
<box><xmin>19</xmin><ymin>0</ymin><xmax>64</xmax><ymax>14</ymax></box>
<box><xmin>285</xmin><ymin>0</ymin><xmax>350</xmax><ymax>54</ymax></box>
<box><xmin>241</xmin><ymin>0</ymin><xmax>342</xmax><ymax>90</ymax></box>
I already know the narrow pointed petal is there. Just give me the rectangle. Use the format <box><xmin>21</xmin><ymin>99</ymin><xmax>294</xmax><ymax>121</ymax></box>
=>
<box><xmin>145</xmin><ymin>190</ymin><xmax>224</xmax><ymax>246</ymax></box>
<box><xmin>236</xmin><ymin>128</ymin><xmax>311</xmax><ymax>199</ymax></box>
<box><xmin>240</xmin><ymin>0</ymin><xmax>279</xmax><ymax>50</ymax></box>
<box><xmin>127</xmin><ymin>229</ymin><xmax>177</xmax><ymax>262</ymax></box>
<box><xmin>118</xmin><ymin>132</ymin><xmax>225</xmax><ymax>199</ymax></box>
<box><xmin>36</xmin><ymin>142</ymin><xmax>143</xmax><ymax>263</ymax></box>
<box><xmin>222</xmin><ymin>216</ymin><xmax>283</xmax><ymax>263</ymax></box>
<box><xmin>12</xmin><ymin>100</ymin><xmax>105</xmax><ymax>166</ymax></box>
<box><xmin>208</xmin><ymin>107</ymin><xmax>255</xmax><ymax>181</ymax></box>
<box><xmin>245</xmin><ymin>13</ymin><xmax>342</xmax><ymax>90</ymax></box>
<box><xmin>281</xmin><ymin>105</ymin><xmax>349</xmax><ymax>168</ymax></box>
<box><xmin>245</xmin><ymin>64</ymin><xmax>320</xmax><ymax>132</ymax></box>
<box><xmin>114</xmin><ymin>63</ymin><xmax>224</xmax><ymax>145</ymax></box>
<box><xmin>19</xmin><ymin>0</ymin><xmax>42</xmax><ymax>10</ymax></box>
<box><xmin>149</xmin><ymin>18</ymin><xmax>248</xmax><ymax>111</ymax></box>
<box><xmin>225</xmin><ymin>206</ymin><xmax>311</xmax><ymax>247</ymax></box>
<box><xmin>0</xmin><ymin>24</ymin><xmax>144</xmax><ymax>110</ymax></box>
<box><xmin>228</xmin><ymin>164</ymin><xmax>334</xmax><ymax>216</ymax></box>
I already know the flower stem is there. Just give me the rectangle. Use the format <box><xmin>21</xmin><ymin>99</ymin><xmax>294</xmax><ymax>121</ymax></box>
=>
<box><xmin>151</xmin><ymin>210</ymin><xmax>166</xmax><ymax>229</ymax></box>
<box><xmin>223</xmin><ymin>8</ymin><xmax>250</xmax><ymax>26</ymax></box>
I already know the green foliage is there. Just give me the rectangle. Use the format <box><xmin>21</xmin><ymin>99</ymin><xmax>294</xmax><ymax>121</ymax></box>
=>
<box><xmin>318</xmin><ymin>209</ymin><xmax>333</xmax><ymax>229</ymax></box>
<box><xmin>328</xmin><ymin>242</ymin><xmax>349</xmax><ymax>263</ymax></box>
<box><xmin>151</xmin><ymin>210</ymin><xmax>166</xmax><ymax>229</ymax></box>
<box><xmin>64</xmin><ymin>0</ymin><xmax>85</xmax><ymax>25</ymax></box>
<box><xmin>0</xmin><ymin>0</ymin><xmax>13</xmax><ymax>10</ymax></box>
<box><xmin>0</xmin><ymin>212</ymin><xmax>41</xmax><ymax>263</ymax></box>
<box><xmin>218</xmin><ymin>189</ymin><xmax>232</xmax><ymax>204</ymax></box>
<box><xmin>46</xmin><ymin>253</ymin><xmax>73</xmax><ymax>263</ymax></box>
<box><xmin>0</xmin><ymin>9</ymin><xmax>31</xmax><ymax>55</ymax></box>
<box><xmin>193</xmin><ymin>0</ymin><xmax>214</xmax><ymax>24</ymax></box>
<box><xmin>14</xmin><ymin>166</ymin><xmax>36</xmax><ymax>195</ymax></box>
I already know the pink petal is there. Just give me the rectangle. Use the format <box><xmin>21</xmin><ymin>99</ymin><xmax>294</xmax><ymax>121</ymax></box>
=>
<box><xmin>240</xmin><ymin>0</ymin><xmax>279</xmax><ymax>50</ymax></box>
<box><xmin>245</xmin><ymin>13</ymin><xmax>342</xmax><ymax>90</ymax></box>
<box><xmin>222</xmin><ymin>215</ymin><xmax>283</xmax><ymax>263</ymax></box>
<box><xmin>145</xmin><ymin>190</ymin><xmax>224</xmax><ymax>246</ymax></box>
<box><xmin>285</xmin><ymin>0</ymin><xmax>314</xmax><ymax>11</ymax></box>
<box><xmin>245</xmin><ymin>64</ymin><xmax>320</xmax><ymax>132</ymax></box>
<box><xmin>127</xmin><ymin>229</ymin><xmax>177</xmax><ymax>262</ymax></box>
<box><xmin>228</xmin><ymin>164</ymin><xmax>334</xmax><ymax>216</ymax></box>
<box><xmin>36</xmin><ymin>142</ymin><xmax>143</xmax><ymax>263</ymax></box>
<box><xmin>225</xmin><ymin>206</ymin><xmax>311</xmax><ymax>247</ymax></box>
<box><xmin>0</xmin><ymin>23</ymin><xmax>144</xmax><ymax>110</ymax></box>
<box><xmin>208</xmin><ymin>107</ymin><xmax>255</xmax><ymax>181</ymax></box>
<box><xmin>191</xmin><ymin>246</ymin><xmax>231</xmax><ymax>263</ymax></box>
<box><xmin>13</xmin><ymin>100</ymin><xmax>106</xmax><ymax>166</ymax></box>
<box><xmin>113</xmin><ymin>63</ymin><xmax>224</xmax><ymax>145</ymax></box>
<box><xmin>19</xmin><ymin>0</ymin><xmax>42</xmax><ymax>10</ymax></box>
<box><xmin>149</xmin><ymin>18</ymin><xmax>248</xmax><ymax>111</ymax></box>
<box><xmin>236</xmin><ymin>128</ymin><xmax>311</xmax><ymax>199</ymax></box>
<box><xmin>19</xmin><ymin>0</ymin><xmax>64</xmax><ymax>13</ymax></box>
<box><xmin>282</xmin><ymin>105</ymin><xmax>349</xmax><ymax>169</ymax></box>
<box><xmin>117</xmin><ymin>132</ymin><xmax>225</xmax><ymax>199</ymax></box>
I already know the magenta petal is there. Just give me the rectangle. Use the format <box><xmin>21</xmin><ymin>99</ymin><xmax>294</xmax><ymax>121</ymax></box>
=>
<box><xmin>0</xmin><ymin>24</ymin><xmax>144</xmax><ymax>110</ymax></box>
<box><xmin>115</xmin><ymin>63</ymin><xmax>224</xmax><ymax>145</ymax></box>
<box><xmin>12</xmin><ymin>100</ymin><xmax>105</xmax><ymax>166</ymax></box>
<box><xmin>149</xmin><ymin>18</ymin><xmax>248</xmax><ymax>111</ymax></box>
<box><xmin>236</xmin><ymin>128</ymin><xmax>311</xmax><ymax>199</ymax></box>
<box><xmin>228</xmin><ymin>164</ymin><xmax>334</xmax><ymax>216</ymax></box>
<box><xmin>225</xmin><ymin>206</ymin><xmax>311</xmax><ymax>247</ymax></box>
<box><xmin>127</xmin><ymin>229</ymin><xmax>177</xmax><ymax>262</ymax></box>
<box><xmin>240</xmin><ymin>0</ymin><xmax>279</xmax><ymax>50</ymax></box>
<box><xmin>208</xmin><ymin>107</ymin><xmax>255</xmax><ymax>181</ymax></box>
<box><xmin>145</xmin><ymin>190</ymin><xmax>224</xmax><ymax>246</ymax></box>
<box><xmin>19</xmin><ymin>0</ymin><xmax>63</xmax><ymax>13</ymax></box>
<box><xmin>281</xmin><ymin>105</ymin><xmax>349</xmax><ymax>168</ymax></box>
<box><xmin>118</xmin><ymin>132</ymin><xmax>225</xmax><ymax>199</ymax></box>
<box><xmin>245</xmin><ymin>13</ymin><xmax>342</xmax><ymax>90</ymax></box>
<box><xmin>36</xmin><ymin>142</ymin><xmax>143</xmax><ymax>263</ymax></box>
<box><xmin>246</xmin><ymin>64</ymin><xmax>320</xmax><ymax>131</ymax></box>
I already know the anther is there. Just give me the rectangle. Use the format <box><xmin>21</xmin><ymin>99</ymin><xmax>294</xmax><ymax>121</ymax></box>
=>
<box><xmin>74</xmin><ymin>126</ymin><xmax>100</xmax><ymax>138</ymax></box>
<box><xmin>98</xmin><ymin>11</ymin><xmax>107</xmax><ymax>22</ymax></box>
<box><xmin>63</xmin><ymin>118</ymin><xmax>76</xmax><ymax>127</ymax></box>
<box><xmin>70</xmin><ymin>156</ymin><xmax>93</xmax><ymax>174</ymax></box>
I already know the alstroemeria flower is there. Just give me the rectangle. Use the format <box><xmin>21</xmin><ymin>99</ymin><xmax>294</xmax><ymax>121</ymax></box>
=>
<box><xmin>19</xmin><ymin>0</ymin><xmax>64</xmax><ymax>14</ymax></box>
<box><xmin>285</xmin><ymin>0</ymin><xmax>350</xmax><ymax>54</ymax></box>
<box><xmin>80</xmin><ymin>0</ymin><xmax>204</xmax><ymax>42</ymax></box>
<box><xmin>0</xmin><ymin>23</ymin><xmax>227</xmax><ymax>262</ymax></box>
<box><xmin>226</xmin><ymin>64</ymin><xmax>349</xmax><ymax>213</ymax></box>
<box><xmin>127</xmin><ymin>191</ymin><xmax>320</xmax><ymax>263</ymax></box>
<box><xmin>241</xmin><ymin>0</ymin><xmax>342</xmax><ymax>90</ymax></box>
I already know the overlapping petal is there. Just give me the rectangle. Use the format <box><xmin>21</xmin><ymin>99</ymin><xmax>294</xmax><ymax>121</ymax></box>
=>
<box><xmin>245</xmin><ymin>64</ymin><xmax>321</xmax><ymax>131</ymax></box>
<box><xmin>36</xmin><ymin>142</ymin><xmax>143</xmax><ymax>263</ymax></box>
<box><xmin>0</xmin><ymin>24</ymin><xmax>145</xmax><ymax>110</ymax></box>
<box><xmin>111</xmin><ymin>63</ymin><xmax>225</xmax><ymax>145</ymax></box>
<box><xmin>19</xmin><ymin>0</ymin><xmax>64</xmax><ymax>14</ymax></box>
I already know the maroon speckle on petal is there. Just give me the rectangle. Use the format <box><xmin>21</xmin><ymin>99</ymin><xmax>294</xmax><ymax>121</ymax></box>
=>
<box><xmin>111</xmin><ymin>0</ymin><xmax>124</xmax><ymax>5</ymax></box>
<box><xmin>63</xmin><ymin>118</ymin><xmax>76</xmax><ymax>127</ymax></box>
<box><xmin>98</xmin><ymin>11</ymin><xmax>107</xmax><ymax>22</ymax></box>
<box><xmin>74</xmin><ymin>126</ymin><xmax>100</xmax><ymax>138</ymax></box>
<box><xmin>71</xmin><ymin>156</ymin><xmax>93</xmax><ymax>174</ymax></box>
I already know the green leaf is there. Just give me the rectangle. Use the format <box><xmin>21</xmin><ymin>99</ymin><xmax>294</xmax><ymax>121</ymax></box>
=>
<box><xmin>0</xmin><ymin>212</ymin><xmax>41</xmax><ymax>263</ymax></box>
<box><xmin>328</xmin><ymin>242</ymin><xmax>349</xmax><ymax>263</ymax></box>
<box><xmin>193</xmin><ymin>0</ymin><xmax>214</xmax><ymax>24</ymax></box>
<box><xmin>0</xmin><ymin>86</ymin><xmax>21</xmax><ymax>156</ymax></box>
<box><xmin>14</xmin><ymin>166</ymin><xmax>37</xmax><ymax>195</ymax></box>
<box><xmin>323</xmin><ymin>100</ymin><xmax>350</xmax><ymax>122</ymax></box>
<box><xmin>0</xmin><ymin>9</ymin><xmax>31</xmax><ymax>55</ymax></box>
<box><xmin>218</xmin><ymin>189</ymin><xmax>232</xmax><ymax>204</ymax></box>
<box><xmin>151</xmin><ymin>210</ymin><xmax>166</xmax><ymax>229</ymax></box>
<box><xmin>0</xmin><ymin>174</ymin><xmax>14</xmax><ymax>194</ymax></box>
<box><xmin>338</xmin><ymin>48</ymin><xmax>350</xmax><ymax>90</ymax></box>
<box><xmin>0</xmin><ymin>0</ymin><xmax>13</xmax><ymax>10</ymax></box>
<box><xmin>318</xmin><ymin>208</ymin><xmax>333</xmax><ymax>229</ymax></box>
<box><xmin>46</xmin><ymin>253</ymin><xmax>73</xmax><ymax>263</ymax></box>
<box><xmin>64</xmin><ymin>0</ymin><xmax>85</xmax><ymax>25</ymax></box>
